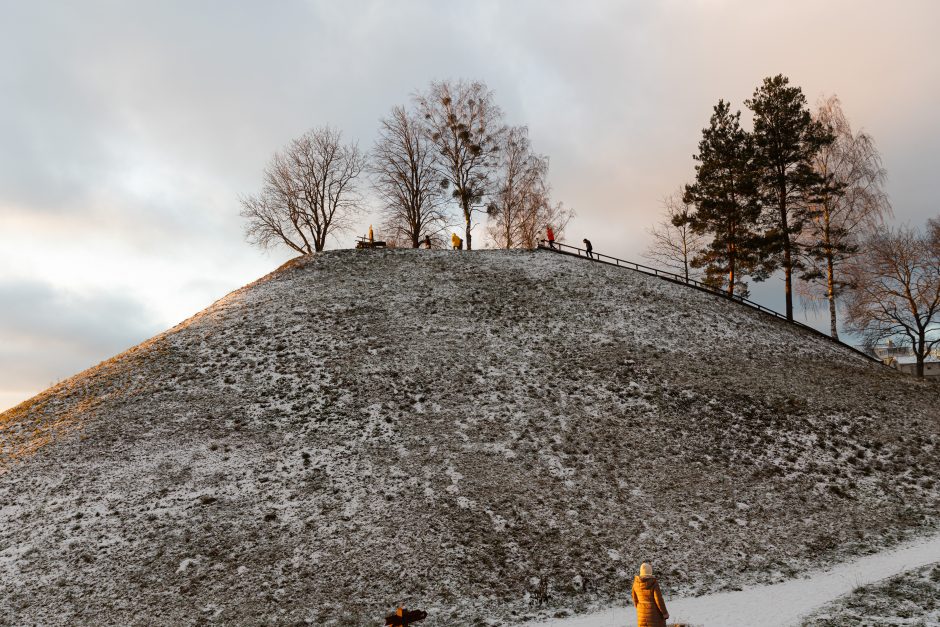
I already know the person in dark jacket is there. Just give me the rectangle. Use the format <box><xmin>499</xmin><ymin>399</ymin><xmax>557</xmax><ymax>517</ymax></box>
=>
<box><xmin>631</xmin><ymin>562</ymin><xmax>669</xmax><ymax>627</ymax></box>
<box><xmin>423</xmin><ymin>235</ymin><xmax>432</xmax><ymax>249</ymax></box>
<box><xmin>583</xmin><ymin>238</ymin><xmax>593</xmax><ymax>259</ymax></box>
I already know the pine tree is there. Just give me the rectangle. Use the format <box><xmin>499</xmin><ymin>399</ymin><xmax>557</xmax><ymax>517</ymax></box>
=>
<box><xmin>683</xmin><ymin>100</ymin><xmax>763</xmax><ymax>296</ymax></box>
<box><xmin>747</xmin><ymin>75</ymin><xmax>835</xmax><ymax>320</ymax></box>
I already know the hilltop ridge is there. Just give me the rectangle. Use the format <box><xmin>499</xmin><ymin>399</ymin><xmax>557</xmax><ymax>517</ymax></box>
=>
<box><xmin>1</xmin><ymin>249</ymin><xmax>937</xmax><ymax>625</ymax></box>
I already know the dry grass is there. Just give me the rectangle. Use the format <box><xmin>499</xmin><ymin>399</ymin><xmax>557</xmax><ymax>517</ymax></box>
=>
<box><xmin>0</xmin><ymin>249</ymin><xmax>937</xmax><ymax>626</ymax></box>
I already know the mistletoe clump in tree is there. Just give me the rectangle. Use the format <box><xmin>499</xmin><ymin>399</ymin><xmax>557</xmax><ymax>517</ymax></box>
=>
<box><xmin>416</xmin><ymin>80</ymin><xmax>505</xmax><ymax>251</ymax></box>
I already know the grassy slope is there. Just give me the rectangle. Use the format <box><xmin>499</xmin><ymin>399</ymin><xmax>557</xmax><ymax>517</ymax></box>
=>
<box><xmin>803</xmin><ymin>562</ymin><xmax>940</xmax><ymax>626</ymax></box>
<box><xmin>0</xmin><ymin>249</ymin><xmax>938</xmax><ymax>626</ymax></box>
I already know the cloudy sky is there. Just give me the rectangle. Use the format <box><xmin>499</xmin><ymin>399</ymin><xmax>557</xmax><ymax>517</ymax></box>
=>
<box><xmin>2</xmin><ymin>0</ymin><xmax>939</xmax><ymax>411</ymax></box>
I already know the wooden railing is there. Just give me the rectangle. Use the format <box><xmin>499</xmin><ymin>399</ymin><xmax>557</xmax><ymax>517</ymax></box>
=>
<box><xmin>537</xmin><ymin>240</ymin><xmax>881</xmax><ymax>364</ymax></box>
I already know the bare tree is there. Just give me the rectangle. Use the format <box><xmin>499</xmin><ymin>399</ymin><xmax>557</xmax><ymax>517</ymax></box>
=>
<box><xmin>643</xmin><ymin>188</ymin><xmax>709</xmax><ymax>281</ymax></box>
<box><xmin>516</xmin><ymin>198</ymin><xmax>574</xmax><ymax>250</ymax></box>
<box><xmin>417</xmin><ymin>80</ymin><xmax>504</xmax><ymax>250</ymax></box>
<box><xmin>845</xmin><ymin>223</ymin><xmax>940</xmax><ymax>377</ymax></box>
<box><xmin>241</xmin><ymin>127</ymin><xmax>365</xmax><ymax>254</ymax></box>
<box><xmin>487</xmin><ymin>126</ymin><xmax>550</xmax><ymax>249</ymax></box>
<box><xmin>370</xmin><ymin>106</ymin><xmax>449</xmax><ymax>248</ymax></box>
<box><xmin>799</xmin><ymin>96</ymin><xmax>892</xmax><ymax>339</ymax></box>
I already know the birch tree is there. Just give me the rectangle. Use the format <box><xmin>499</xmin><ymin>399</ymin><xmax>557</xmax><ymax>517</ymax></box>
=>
<box><xmin>417</xmin><ymin>80</ymin><xmax>504</xmax><ymax>250</ymax></box>
<box><xmin>487</xmin><ymin>126</ymin><xmax>549</xmax><ymax>249</ymax></box>
<box><xmin>516</xmin><ymin>199</ymin><xmax>574</xmax><ymax>250</ymax></box>
<box><xmin>798</xmin><ymin>95</ymin><xmax>891</xmax><ymax>339</ymax></box>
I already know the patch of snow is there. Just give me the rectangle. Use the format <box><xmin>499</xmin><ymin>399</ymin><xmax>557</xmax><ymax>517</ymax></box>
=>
<box><xmin>176</xmin><ymin>557</ymin><xmax>198</xmax><ymax>574</ymax></box>
<box><xmin>522</xmin><ymin>530</ymin><xmax>940</xmax><ymax>626</ymax></box>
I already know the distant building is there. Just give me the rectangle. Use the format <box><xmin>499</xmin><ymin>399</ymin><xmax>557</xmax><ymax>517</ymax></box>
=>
<box><xmin>872</xmin><ymin>340</ymin><xmax>912</xmax><ymax>361</ymax></box>
<box><xmin>870</xmin><ymin>341</ymin><xmax>940</xmax><ymax>377</ymax></box>
<box><xmin>891</xmin><ymin>355</ymin><xmax>940</xmax><ymax>377</ymax></box>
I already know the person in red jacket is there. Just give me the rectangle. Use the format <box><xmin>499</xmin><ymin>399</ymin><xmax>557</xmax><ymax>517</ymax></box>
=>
<box><xmin>546</xmin><ymin>225</ymin><xmax>556</xmax><ymax>249</ymax></box>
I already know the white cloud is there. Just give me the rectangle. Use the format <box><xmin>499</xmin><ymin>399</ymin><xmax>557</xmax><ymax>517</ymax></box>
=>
<box><xmin>0</xmin><ymin>279</ymin><xmax>164</xmax><ymax>410</ymax></box>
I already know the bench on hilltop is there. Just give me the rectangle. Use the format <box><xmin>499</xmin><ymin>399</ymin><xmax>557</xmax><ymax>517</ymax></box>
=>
<box><xmin>356</xmin><ymin>236</ymin><xmax>386</xmax><ymax>249</ymax></box>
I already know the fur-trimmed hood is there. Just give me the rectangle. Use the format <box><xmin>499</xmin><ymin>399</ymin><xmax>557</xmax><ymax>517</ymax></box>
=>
<box><xmin>633</xmin><ymin>575</ymin><xmax>658</xmax><ymax>590</ymax></box>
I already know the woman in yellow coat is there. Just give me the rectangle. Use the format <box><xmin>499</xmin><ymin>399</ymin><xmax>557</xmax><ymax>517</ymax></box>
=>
<box><xmin>631</xmin><ymin>563</ymin><xmax>669</xmax><ymax>627</ymax></box>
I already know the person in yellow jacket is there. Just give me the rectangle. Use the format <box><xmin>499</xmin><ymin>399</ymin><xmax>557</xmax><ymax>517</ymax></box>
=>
<box><xmin>451</xmin><ymin>233</ymin><xmax>463</xmax><ymax>250</ymax></box>
<box><xmin>631</xmin><ymin>562</ymin><xmax>669</xmax><ymax>627</ymax></box>
<box><xmin>369</xmin><ymin>224</ymin><xmax>374</xmax><ymax>244</ymax></box>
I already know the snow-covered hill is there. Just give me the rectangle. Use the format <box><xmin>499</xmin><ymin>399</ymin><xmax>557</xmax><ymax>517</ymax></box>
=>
<box><xmin>1</xmin><ymin>249</ymin><xmax>937</xmax><ymax>626</ymax></box>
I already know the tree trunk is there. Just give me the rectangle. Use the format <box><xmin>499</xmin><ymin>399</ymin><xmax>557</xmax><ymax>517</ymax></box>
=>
<box><xmin>682</xmin><ymin>228</ymin><xmax>690</xmax><ymax>282</ymax></box>
<box><xmin>916</xmin><ymin>333</ymin><xmax>926</xmax><ymax>378</ymax></box>
<box><xmin>727</xmin><ymin>233</ymin><xmax>735</xmax><ymax>296</ymax></box>
<box><xmin>779</xmin><ymin>182</ymin><xmax>793</xmax><ymax>320</ymax></box>
<box><xmin>821</xmin><ymin>206</ymin><xmax>838</xmax><ymax>339</ymax></box>
<box><xmin>728</xmin><ymin>253</ymin><xmax>735</xmax><ymax>296</ymax></box>
<box><xmin>826</xmin><ymin>252</ymin><xmax>838</xmax><ymax>339</ymax></box>
<box><xmin>464</xmin><ymin>208</ymin><xmax>472</xmax><ymax>251</ymax></box>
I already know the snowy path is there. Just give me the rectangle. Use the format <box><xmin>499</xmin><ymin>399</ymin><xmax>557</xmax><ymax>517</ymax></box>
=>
<box><xmin>523</xmin><ymin>531</ymin><xmax>940</xmax><ymax>627</ymax></box>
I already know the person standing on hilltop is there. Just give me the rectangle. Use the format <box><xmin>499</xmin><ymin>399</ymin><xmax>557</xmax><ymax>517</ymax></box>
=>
<box><xmin>423</xmin><ymin>234</ymin><xmax>432</xmax><ymax>249</ymax></box>
<box><xmin>369</xmin><ymin>225</ymin><xmax>374</xmax><ymax>244</ymax></box>
<box><xmin>451</xmin><ymin>232</ymin><xmax>463</xmax><ymax>250</ymax></box>
<box><xmin>546</xmin><ymin>225</ymin><xmax>556</xmax><ymax>249</ymax></box>
<box><xmin>631</xmin><ymin>563</ymin><xmax>669</xmax><ymax>627</ymax></box>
